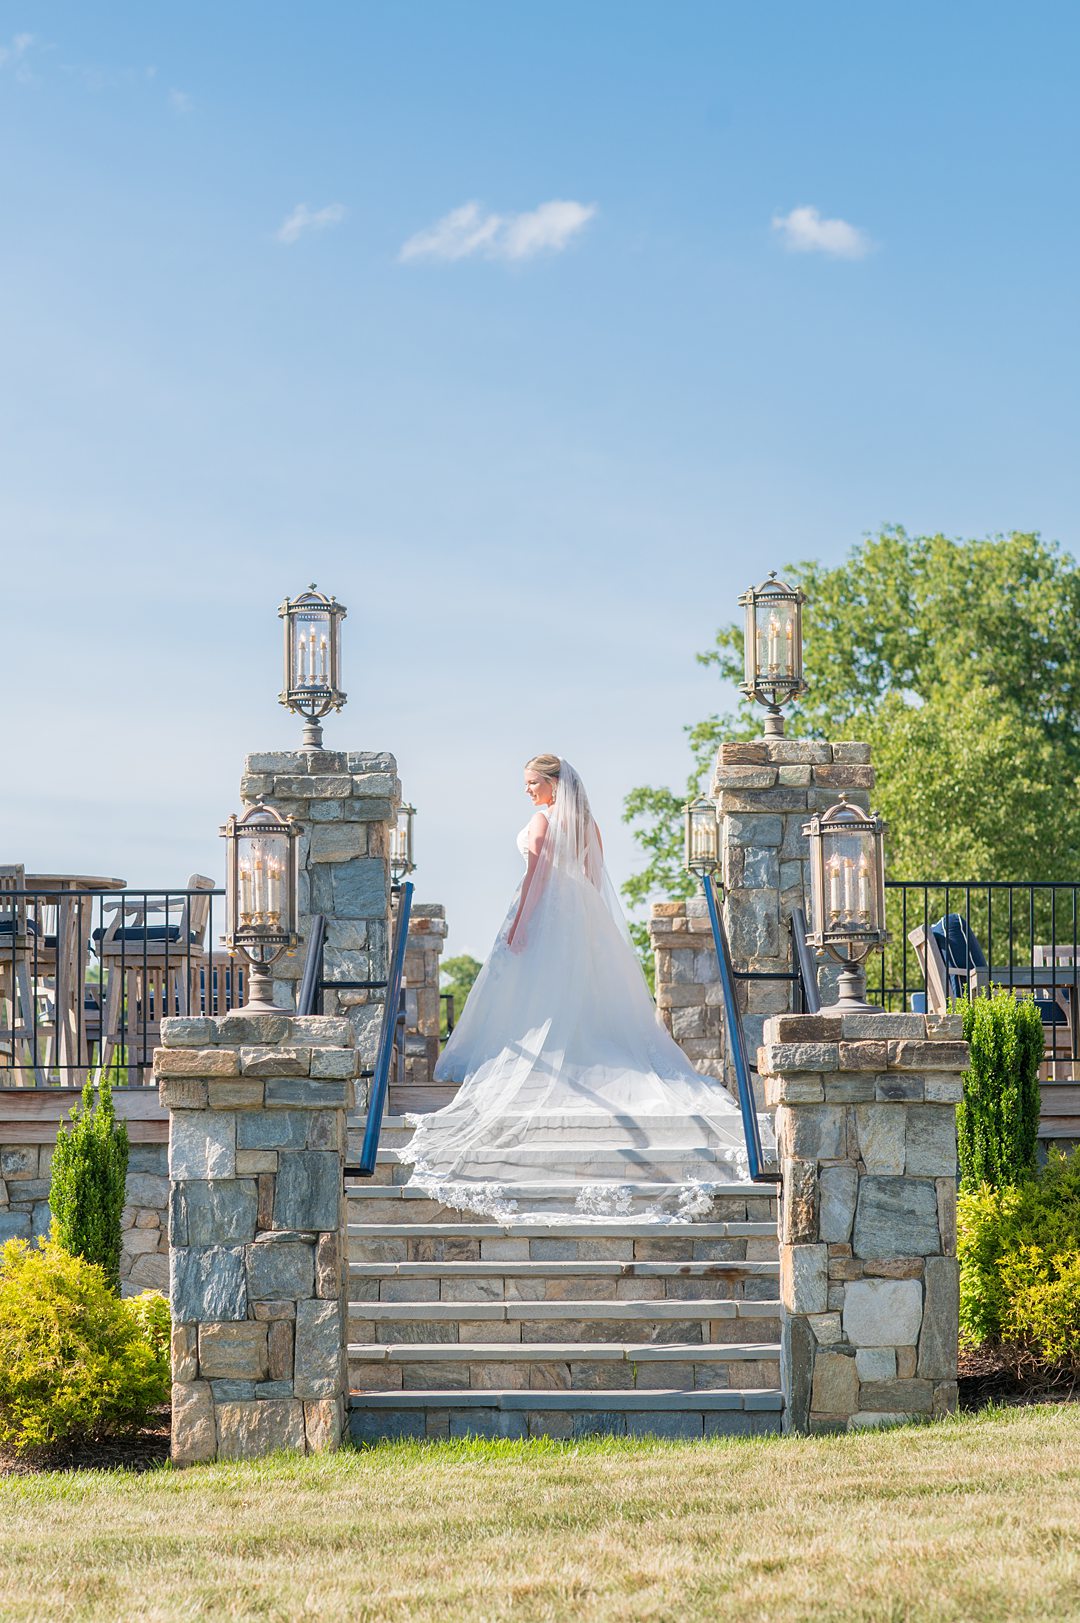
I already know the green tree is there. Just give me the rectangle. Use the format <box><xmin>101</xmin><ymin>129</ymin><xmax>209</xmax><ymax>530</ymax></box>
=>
<box><xmin>623</xmin><ymin>528</ymin><xmax>1080</xmax><ymax>937</ymax></box>
<box><xmin>49</xmin><ymin>1076</ymin><xmax>129</xmax><ymax>1294</ymax></box>
<box><xmin>440</xmin><ymin>954</ymin><xmax>482</xmax><ymax>1038</ymax></box>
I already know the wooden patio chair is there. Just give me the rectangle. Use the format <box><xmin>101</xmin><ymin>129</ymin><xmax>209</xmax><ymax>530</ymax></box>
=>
<box><xmin>95</xmin><ymin>876</ymin><xmax>216</xmax><ymax>1081</ymax></box>
<box><xmin>0</xmin><ymin>864</ymin><xmax>51</xmax><ymax>1084</ymax></box>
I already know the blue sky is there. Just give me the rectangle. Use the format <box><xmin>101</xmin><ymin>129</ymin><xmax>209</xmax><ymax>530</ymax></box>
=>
<box><xmin>2</xmin><ymin>2</ymin><xmax>1078</xmax><ymax>955</ymax></box>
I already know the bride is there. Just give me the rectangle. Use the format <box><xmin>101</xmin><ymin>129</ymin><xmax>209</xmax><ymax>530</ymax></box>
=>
<box><xmin>399</xmin><ymin>754</ymin><xmax>762</xmax><ymax>1220</ymax></box>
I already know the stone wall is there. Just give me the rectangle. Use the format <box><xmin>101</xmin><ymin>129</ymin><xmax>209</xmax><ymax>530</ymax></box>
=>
<box><xmin>403</xmin><ymin>903</ymin><xmax>447</xmax><ymax>1090</ymax></box>
<box><xmin>156</xmin><ymin>1012</ymin><xmax>358</xmax><ymax>1464</ymax></box>
<box><xmin>759</xmin><ymin>1009</ymin><xmax>964</xmax><ymax>1432</ymax></box>
<box><xmin>240</xmin><ymin>749</ymin><xmax>399</xmax><ymax>1078</ymax></box>
<box><xmin>648</xmin><ymin>896</ymin><xmax>723</xmax><ymax>1078</ymax></box>
<box><xmin>714</xmin><ymin>738</ymin><xmax>874</xmax><ymax>1066</ymax></box>
<box><xmin>0</xmin><ymin>1090</ymin><xmax>170</xmax><ymax>1294</ymax></box>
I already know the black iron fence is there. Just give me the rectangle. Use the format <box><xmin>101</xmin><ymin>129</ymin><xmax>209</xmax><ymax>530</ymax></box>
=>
<box><xmin>874</xmin><ymin>882</ymin><xmax>1080</xmax><ymax>1071</ymax></box>
<box><xmin>0</xmin><ymin>887</ymin><xmax>243</xmax><ymax>1087</ymax></box>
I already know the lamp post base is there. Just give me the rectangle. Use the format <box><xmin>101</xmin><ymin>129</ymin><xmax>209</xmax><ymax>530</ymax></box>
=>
<box><xmin>231</xmin><ymin>964</ymin><xmax>282</xmax><ymax>1015</ymax></box>
<box><xmin>822</xmin><ymin>964</ymin><xmax>881</xmax><ymax>1015</ymax></box>
<box><xmin>762</xmin><ymin>707</ymin><xmax>786</xmax><ymax>738</ymax></box>
<box><xmin>300</xmin><ymin>717</ymin><xmax>324</xmax><ymax>752</ymax></box>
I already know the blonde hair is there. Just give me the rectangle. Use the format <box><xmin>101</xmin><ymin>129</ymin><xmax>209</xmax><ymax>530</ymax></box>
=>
<box><xmin>525</xmin><ymin>754</ymin><xmax>561</xmax><ymax>780</ymax></box>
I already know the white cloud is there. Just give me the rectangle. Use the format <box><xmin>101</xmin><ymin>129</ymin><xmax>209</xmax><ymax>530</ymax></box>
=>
<box><xmin>771</xmin><ymin>205</ymin><xmax>872</xmax><ymax>260</ymax></box>
<box><xmin>168</xmin><ymin>87</ymin><xmax>191</xmax><ymax>113</ymax></box>
<box><xmin>0</xmin><ymin>32</ymin><xmax>34</xmax><ymax>79</ymax></box>
<box><xmin>276</xmin><ymin>202</ymin><xmax>347</xmax><ymax>246</ymax></box>
<box><xmin>399</xmin><ymin>198</ymin><xmax>596</xmax><ymax>264</ymax></box>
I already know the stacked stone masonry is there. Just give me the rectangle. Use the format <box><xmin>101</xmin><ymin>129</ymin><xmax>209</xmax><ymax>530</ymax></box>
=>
<box><xmin>758</xmin><ymin>1009</ymin><xmax>964</xmax><ymax>1432</ymax></box>
<box><xmin>240</xmin><ymin>749</ymin><xmax>399</xmax><ymax>1073</ymax></box>
<box><xmin>649</xmin><ymin>897</ymin><xmax>724</xmax><ymax>1078</ymax></box>
<box><xmin>156</xmin><ymin>1013</ymin><xmax>358</xmax><ymax>1463</ymax></box>
<box><xmin>0</xmin><ymin>1106</ymin><xmax>169</xmax><ymax>1295</ymax></box>
<box><xmin>714</xmin><ymin>738</ymin><xmax>873</xmax><ymax>1068</ymax></box>
<box><xmin>403</xmin><ymin>904</ymin><xmax>447</xmax><ymax>1090</ymax></box>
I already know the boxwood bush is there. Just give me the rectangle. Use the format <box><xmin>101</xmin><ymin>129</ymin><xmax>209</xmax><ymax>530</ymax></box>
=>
<box><xmin>958</xmin><ymin>1147</ymin><xmax>1080</xmax><ymax>1371</ymax></box>
<box><xmin>0</xmin><ymin>1237</ymin><xmax>169</xmax><ymax>1454</ymax></box>
<box><xmin>956</xmin><ymin>988</ymin><xmax>1042</xmax><ymax>1190</ymax></box>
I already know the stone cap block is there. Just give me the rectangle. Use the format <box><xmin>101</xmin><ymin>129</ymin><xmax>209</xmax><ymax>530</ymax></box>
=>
<box><xmin>245</xmin><ymin>750</ymin><xmax>347</xmax><ymax>774</ymax></box>
<box><xmin>768</xmin><ymin>1014</ymin><xmax>843</xmax><ymax>1043</ymax></box>
<box><xmin>162</xmin><ymin>1014</ymin><xmax>355</xmax><ymax>1050</ymax></box>
<box><xmin>760</xmin><ymin>1042</ymin><xmax>839</xmax><ymax>1074</ymax></box>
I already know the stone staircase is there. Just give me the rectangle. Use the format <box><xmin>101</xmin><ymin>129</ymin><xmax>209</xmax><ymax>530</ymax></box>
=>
<box><xmin>346</xmin><ymin>1116</ymin><xmax>784</xmax><ymax>1442</ymax></box>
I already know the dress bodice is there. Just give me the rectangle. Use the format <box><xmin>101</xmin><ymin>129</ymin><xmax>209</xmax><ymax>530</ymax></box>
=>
<box><xmin>516</xmin><ymin>803</ymin><xmax>552</xmax><ymax>861</ymax></box>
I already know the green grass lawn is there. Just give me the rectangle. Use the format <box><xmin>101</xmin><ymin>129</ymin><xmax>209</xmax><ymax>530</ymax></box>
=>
<box><xmin>1</xmin><ymin>1406</ymin><xmax>1078</xmax><ymax>1622</ymax></box>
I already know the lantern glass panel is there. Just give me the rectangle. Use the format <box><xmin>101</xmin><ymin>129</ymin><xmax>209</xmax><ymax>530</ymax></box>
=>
<box><xmin>293</xmin><ymin>608</ymin><xmax>333</xmax><ymax>694</ymax></box>
<box><xmin>238</xmin><ymin>812</ymin><xmax>288</xmax><ymax>934</ymax></box>
<box><xmin>755</xmin><ymin>596</ymin><xmax>797</xmax><ymax>684</ymax></box>
<box><xmin>821</xmin><ymin>825</ymin><xmax>878</xmax><ymax>932</ymax></box>
<box><xmin>685</xmin><ymin>796</ymin><xmax>718</xmax><ymax>871</ymax></box>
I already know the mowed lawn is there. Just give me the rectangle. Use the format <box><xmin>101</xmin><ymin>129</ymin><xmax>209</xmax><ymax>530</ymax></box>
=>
<box><xmin>1</xmin><ymin>1406</ymin><xmax>1078</xmax><ymax>1622</ymax></box>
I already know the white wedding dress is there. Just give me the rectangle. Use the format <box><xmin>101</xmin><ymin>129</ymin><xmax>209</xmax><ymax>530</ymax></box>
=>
<box><xmin>398</xmin><ymin>760</ymin><xmax>764</xmax><ymax>1221</ymax></box>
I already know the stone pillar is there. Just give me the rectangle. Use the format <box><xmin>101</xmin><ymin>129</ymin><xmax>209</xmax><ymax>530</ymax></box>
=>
<box><xmin>403</xmin><ymin>903</ymin><xmax>447</xmax><ymax>1090</ymax></box>
<box><xmin>240</xmin><ymin>750</ymin><xmax>400</xmax><ymax>1071</ymax></box>
<box><xmin>648</xmin><ymin>897</ymin><xmax>724</xmax><ymax>1079</ymax></box>
<box><xmin>758</xmin><ymin>1009</ymin><xmax>964</xmax><ymax>1433</ymax></box>
<box><xmin>155</xmin><ymin>1012</ymin><xmax>358</xmax><ymax>1464</ymax></box>
<box><xmin>713</xmin><ymin>739</ymin><xmax>874</xmax><ymax>1078</ymax></box>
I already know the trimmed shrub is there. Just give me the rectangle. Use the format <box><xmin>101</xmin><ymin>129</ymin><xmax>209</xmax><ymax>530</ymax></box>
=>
<box><xmin>50</xmin><ymin>1075</ymin><xmax>129</xmax><ymax>1292</ymax></box>
<box><xmin>126</xmin><ymin>1289</ymin><xmax>172</xmax><ymax>1364</ymax></box>
<box><xmin>956</xmin><ymin>988</ymin><xmax>1042</xmax><ymax>1190</ymax></box>
<box><xmin>958</xmin><ymin>1147</ymin><xmax>1080</xmax><ymax>1369</ymax></box>
<box><xmin>0</xmin><ymin>1238</ymin><xmax>170</xmax><ymax>1454</ymax></box>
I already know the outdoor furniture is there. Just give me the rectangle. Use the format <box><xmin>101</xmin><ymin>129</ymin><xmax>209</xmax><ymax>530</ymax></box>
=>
<box><xmin>0</xmin><ymin>865</ymin><xmax>50</xmax><ymax>1084</ymax></box>
<box><xmin>909</xmin><ymin>914</ymin><xmax>1077</xmax><ymax>1070</ymax></box>
<box><xmin>25</xmin><ymin>874</ymin><xmax>127</xmax><ymax>1085</ymax></box>
<box><xmin>95</xmin><ymin>877</ymin><xmax>215</xmax><ymax>1081</ymax></box>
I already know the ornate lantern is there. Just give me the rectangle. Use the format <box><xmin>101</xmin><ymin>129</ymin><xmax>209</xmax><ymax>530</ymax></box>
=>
<box><xmin>684</xmin><ymin>795</ymin><xmax>720</xmax><ymax>877</ymax></box>
<box><xmin>738</xmin><ymin>571</ymin><xmax>807</xmax><ymax>736</ymax></box>
<box><xmin>278</xmin><ymin>585</ymin><xmax>347</xmax><ymax>750</ymax></box>
<box><xmin>803</xmin><ymin>796</ymin><xmax>888</xmax><ymax>1012</ymax></box>
<box><xmin>221</xmin><ymin>802</ymin><xmax>301</xmax><ymax>1012</ymax></box>
<box><xmin>389</xmin><ymin>803</ymin><xmax>416</xmax><ymax>888</ymax></box>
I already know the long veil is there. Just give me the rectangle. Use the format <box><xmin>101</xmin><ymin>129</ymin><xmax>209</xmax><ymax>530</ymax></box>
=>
<box><xmin>399</xmin><ymin>760</ymin><xmax>767</xmax><ymax>1220</ymax></box>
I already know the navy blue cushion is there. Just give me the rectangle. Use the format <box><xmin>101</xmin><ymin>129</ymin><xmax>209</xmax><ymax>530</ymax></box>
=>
<box><xmin>932</xmin><ymin>913</ymin><xmax>1069</xmax><ymax>1023</ymax></box>
<box><xmin>92</xmin><ymin>924</ymin><xmax>196</xmax><ymax>946</ymax></box>
<box><xmin>910</xmin><ymin>991</ymin><xmax>928</xmax><ymax>1014</ymax></box>
<box><xmin>0</xmin><ymin>919</ymin><xmax>57</xmax><ymax>947</ymax></box>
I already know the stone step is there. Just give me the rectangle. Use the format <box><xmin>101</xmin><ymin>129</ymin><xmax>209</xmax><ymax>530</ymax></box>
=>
<box><xmin>346</xmin><ymin>1144</ymin><xmax>771</xmax><ymax>1187</ymax></box>
<box><xmin>347</xmin><ymin>1386</ymin><xmax>784</xmax><ymax>1442</ymax></box>
<box><xmin>357</xmin><ymin>1110</ymin><xmax>756</xmax><ymax>1149</ymax></box>
<box><xmin>348</xmin><ymin>1296</ymin><xmax>782</xmax><ymax>1345</ymax></box>
<box><xmin>347</xmin><ymin>1258</ymin><xmax>780</xmax><ymax>1304</ymax></box>
<box><xmin>345</xmin><ymin>1183</ymin><xmax>778</xmax><ymax>1224</ymax></box>
<box><xmin>348</xmin><ymin>1339</ymin><xmax>782</xmax><ymax>1394</ymax></box>
<box><xmin>348</xmin><ymin>1220</ymin><xmax>779</xmax><ymax>1267</ymax></box>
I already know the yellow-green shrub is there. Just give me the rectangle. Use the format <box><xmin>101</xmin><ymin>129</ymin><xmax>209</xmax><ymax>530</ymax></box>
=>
<box><xmin>0</xmin><ymin>1237</ymin><xmax>170</xmax><ymax>1454</ymax></box>
<box><xmin>958</xmin><ymin>1147</ymin><xmax>1080</xmax><ymax>1369</ymax></box>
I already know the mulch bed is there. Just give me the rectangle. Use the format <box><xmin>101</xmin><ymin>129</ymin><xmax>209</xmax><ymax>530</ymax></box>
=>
<box><xmin>0</xmin><ymin>1413</ymin><xmax>171</xmax><ymax>1476</ymax></box>
<box><xmin>958</xmin><ymin>1347</ymin><xmax>1078</xmax><ymax>1411</ymax></box>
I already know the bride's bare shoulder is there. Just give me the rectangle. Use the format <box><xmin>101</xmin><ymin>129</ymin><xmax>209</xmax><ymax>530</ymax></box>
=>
<box><xmin>526</xmin><ymin>810</ymin><xmax>550</xmax><ymax>851</ymax></box>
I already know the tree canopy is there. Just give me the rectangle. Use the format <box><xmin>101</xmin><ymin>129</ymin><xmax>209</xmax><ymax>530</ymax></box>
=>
<box><xmin>623</xmin><ymin>528</ymin><xmax>1080</xmax><ymax>933</ymax></box>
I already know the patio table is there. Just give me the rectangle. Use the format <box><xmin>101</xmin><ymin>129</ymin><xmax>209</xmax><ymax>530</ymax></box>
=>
<box><xmin>986</xmin><ymin>963</ymin><xmax>1080</xmax><ymax>1062</ymax></box>
<box><xmin>25</xmin><ymin>875</ymin><xmax>126</xmax><ymax>1085</ymax></box>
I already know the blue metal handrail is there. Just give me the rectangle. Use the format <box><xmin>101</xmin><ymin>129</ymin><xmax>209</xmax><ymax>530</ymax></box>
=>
<box><xmin>790</xmin><ymin>907</ymin><xmax>821</xmax><ymax>1014</ymax></box>
<box><xmin>296</xmin><ymin>913</ymin><xmax>327</xmax><ymax>1016</ymax></box>
<box><xmin>357</xmin><ymin>880</ymin><xmax>414</xmax><ymax>1177</ymax></box>
<box><xmin>697</xmin><ymin>873</ymin><xmax>781</xmax><ymax>1184</ymax></box>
